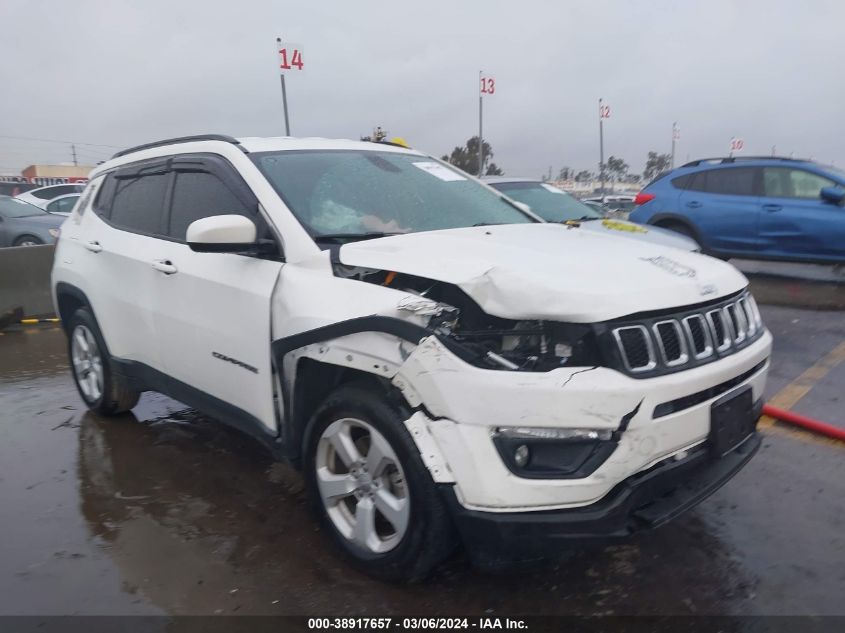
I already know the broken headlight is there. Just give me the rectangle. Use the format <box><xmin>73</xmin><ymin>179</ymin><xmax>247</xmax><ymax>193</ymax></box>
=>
<box><xmin>451</xmin><ymin>320</ymin><xmax>604</xmax><ymax>372</ymax></box>
<box><xmin>493</xmin><ymin>426</ymin><xmax>617</xmax><ymax>479</ymax></box>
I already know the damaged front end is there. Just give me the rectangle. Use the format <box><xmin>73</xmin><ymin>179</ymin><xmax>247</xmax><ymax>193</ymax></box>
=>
<box><xmin>328</xmin><ymin>263</ymin><xmax>643</xmax><ymax>486</ymax></box>
<box><xmin>333</xmin><ymin>263</ymin><xmax>605</xmax><ymax>373</ymax></box>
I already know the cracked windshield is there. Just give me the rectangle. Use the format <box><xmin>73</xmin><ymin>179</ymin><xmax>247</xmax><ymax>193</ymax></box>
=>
<box><xmin>252</xmin><ymin>150</ymin><xmax>533</xmax><ymax>239</ymax></box>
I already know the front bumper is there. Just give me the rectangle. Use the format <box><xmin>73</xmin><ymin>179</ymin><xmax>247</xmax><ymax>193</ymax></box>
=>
<box><xmin>442</xmin><ymin>429</ymin><xmax>761</xmax><ymax>567</ymax></box>
<box><xmin>394</xmin><ymin>330</ymin><xmax>771</xmax><ymax>511</ymax></box>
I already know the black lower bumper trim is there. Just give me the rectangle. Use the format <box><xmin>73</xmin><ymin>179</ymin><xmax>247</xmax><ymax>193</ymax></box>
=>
<box><xmin>442</xmin><ymin>431</ymin><xmax>761</xmax><ymax>566</ymax></box>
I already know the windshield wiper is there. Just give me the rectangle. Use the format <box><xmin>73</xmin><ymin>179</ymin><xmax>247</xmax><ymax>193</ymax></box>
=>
<box><xmin>313</xmin><ymin>231</ymin><xmax>406</xmax><ymax>243</ymax></box>
<box><xmin>560</xmin><ymin>215</ymin><xmax>602</xmax><ymax>224</ymax></box>
<box><xmin>472</xmin><ymin>222</ymin><xmax>508</xmax><ymax>227</ymax></box>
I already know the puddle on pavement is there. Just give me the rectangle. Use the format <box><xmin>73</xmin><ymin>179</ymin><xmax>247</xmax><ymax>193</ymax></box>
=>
<box><xmin>2</xmin><ymin>317</ymin><xmax>843</xmax><ymax>616</ymax></box>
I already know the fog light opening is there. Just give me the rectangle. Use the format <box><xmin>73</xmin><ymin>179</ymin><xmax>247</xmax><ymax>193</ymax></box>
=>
<box><xmin>513</xmin><ymin>444</ymin><xmax>530</xmax><ymax>467</ymax></box>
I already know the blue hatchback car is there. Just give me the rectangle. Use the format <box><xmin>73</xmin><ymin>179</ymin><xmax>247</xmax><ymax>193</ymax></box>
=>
<box><xmin>630</xmin><ymin>157</ymin><xmax>845</xmax><ymax>263</ymax></box>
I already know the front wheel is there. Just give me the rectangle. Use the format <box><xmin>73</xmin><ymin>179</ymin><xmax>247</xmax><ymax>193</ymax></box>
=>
<box><xmin>68</xmin><ymin>308</ymin><xmax>140</xmax><ymax>415</ymax></box>
<box><xmin>304</xmin><ymin>385</ymin><xmax>457</xmax><ymax>581</ymax></box>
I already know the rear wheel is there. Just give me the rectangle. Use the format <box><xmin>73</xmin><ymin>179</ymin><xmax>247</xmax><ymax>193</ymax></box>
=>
<box><xmin>13</xmin><ymin>235</ymin><xmax>42</xmax><ymax>247</ymax></box>
<box><xmin>304</xmin><ymin>385</ymin><xmax>457</xmax><ymax>581</ymax></box>
<box><xmin>660</xmin><ymin>221</ymin><xmax>698</xmax><ymax>243</ymax></box>
<box><xmin>68</xmin><ymin>308</ymin><xmax>140</xmax><ymax>415</ymax></box>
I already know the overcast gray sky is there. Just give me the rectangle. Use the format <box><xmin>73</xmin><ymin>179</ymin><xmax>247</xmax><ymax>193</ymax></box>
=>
<box><xmin>1</xmin><ymin>0</ymin><xmax>842</xmax><ymax>177</ymax></box>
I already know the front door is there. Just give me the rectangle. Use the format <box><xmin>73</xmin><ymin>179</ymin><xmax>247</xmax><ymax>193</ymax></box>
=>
<box><xmin>758</xmin><ymin>167</ymin><xmax>845</xmax><ymax>261</ymax></box>
<box><xmin>150</xmin><ymin>155</ymin><xmax>284</xmax><ymax>433</ymax></box>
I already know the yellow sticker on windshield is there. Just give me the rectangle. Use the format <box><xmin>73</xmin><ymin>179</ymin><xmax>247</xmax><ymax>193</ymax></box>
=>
<box><xmin>601</xmin><ymin>219</ymin><xmax>647</xmax><ymax>233</ymax></box>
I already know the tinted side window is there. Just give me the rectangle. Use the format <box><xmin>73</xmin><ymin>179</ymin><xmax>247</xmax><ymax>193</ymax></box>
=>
<box><xmin>703</xmin><ymin>168</ymin><xmax>756</xmax><ymax>196</ymax></box>
<box><xmin>31</xmin><ymin>187</ymin><xmax>62</xmax><ymax>200</ymax></box>
<box><xmin>687</xmin><ymin>171</ymin><xmax>707</xmax><ymax>192</ymax></box>
<box><xmin>110</xmin><ymin>173</ymin><xmax>169</xmax><ymax>235</ymax></box>
<box><xmin>671</xmin><ymin>174</ymin><xmax>691</xmax><ymax>189</ymax></box>
<box><xmin>167</xmin><ymin>171</ymin><xmax>252</xmax><ymax>241</ymax></box>
<box><xmin>33</xmin><ymin>184</ymin><xmax>80</xmax><ymax>199</ymax></box>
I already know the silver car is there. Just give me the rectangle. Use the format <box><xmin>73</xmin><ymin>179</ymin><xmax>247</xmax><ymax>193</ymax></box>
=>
<box><xmin>484</xmin><ymin>178</ymin><xmax>698</xmax><ymax>251</ymax></box>
<box><xmin>0</xmin><ymin>196</ymin><xmax>65</xmax><ymax>247</ymax></box>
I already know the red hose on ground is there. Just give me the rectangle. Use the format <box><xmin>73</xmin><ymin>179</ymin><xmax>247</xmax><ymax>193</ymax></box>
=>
<box><xmin>762</xmin><ymin>404</ymin><xmax>845</xmax><ymax>442</ymax></box>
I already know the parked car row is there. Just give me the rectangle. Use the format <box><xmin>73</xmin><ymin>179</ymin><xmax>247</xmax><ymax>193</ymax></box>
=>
<box><xmin>483</xmin><ymin>178</ymin><xmax>698</xmax><ymax>251</ymax></box>
<box><xmin>0</xmin><ymin>196</ymin><xmax>65</xmax><ymax>246</ymax></box>
<box><xmin>0</xmin><ymin>184</ymin><xmax>85</xmax><ymax>248</ymax></box>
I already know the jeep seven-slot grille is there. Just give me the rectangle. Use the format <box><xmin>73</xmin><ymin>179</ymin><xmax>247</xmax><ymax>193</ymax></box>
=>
<box><xmin>609</xmin><ymin>291</ymin><xmax>764</xmax><ymax>378</ymax></box>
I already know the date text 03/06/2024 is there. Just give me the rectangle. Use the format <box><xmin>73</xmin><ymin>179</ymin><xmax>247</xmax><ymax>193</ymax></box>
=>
<box><xmin>307</xmin><ymin>617</ymin><xmax>528</xmax><ymax>630</ymax></box>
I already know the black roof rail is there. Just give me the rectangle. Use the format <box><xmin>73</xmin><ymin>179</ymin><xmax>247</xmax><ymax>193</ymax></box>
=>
<box><xmin>111</xmin><ymin>134</ymin><xmax>246</xmax><ymax>159</ymax></box>
<box><xmin>681</xmin><ymin>156</ymin><xmax>805</xmax><ymax>168</ymax></box>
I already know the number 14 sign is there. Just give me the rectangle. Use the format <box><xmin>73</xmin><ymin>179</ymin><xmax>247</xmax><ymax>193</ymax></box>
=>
<box><xmin>278</xmin><ymin>43</ymin><xmax>304</xmax><ymax>71</ymax></box>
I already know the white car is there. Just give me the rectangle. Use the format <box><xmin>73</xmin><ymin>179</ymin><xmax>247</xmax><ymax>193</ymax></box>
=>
<box><xmin>15</xmin><ymin>183</ymin><xmax>85</xmax><ymax>206</ymax></box>
<box><xmin>51</xmin><ymin>134</ymin><xmax>772</xmax><ymax>580</ymax></box>
<box><xmin>484</xmin><ymin>178</ymin><xmax>698</xmax><ymax>251</ymax></box>
<box><xmin>39</xmin><ymin>192</ymin><xmax>81</xmax><ymax>216</ymax></box>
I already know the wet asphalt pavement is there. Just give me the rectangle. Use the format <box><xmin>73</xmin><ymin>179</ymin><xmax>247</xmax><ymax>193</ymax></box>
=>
<box><xmin>0</xmin><ymin>305</ymin><xmax>843</xmax><ymax>617</ymax></box>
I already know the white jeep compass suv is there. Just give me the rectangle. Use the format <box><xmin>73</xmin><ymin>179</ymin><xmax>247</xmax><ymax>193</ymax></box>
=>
<box><xmin>51</xmin><ymin>134</ymin><xmax>772</xmax><ymax>580</ymax></box>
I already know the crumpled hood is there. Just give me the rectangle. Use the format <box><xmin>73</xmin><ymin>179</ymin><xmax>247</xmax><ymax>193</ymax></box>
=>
<box><xmin>339</xmin><ymin>224</ymin><xmax>748</xmax><ymax>322</ymax></box>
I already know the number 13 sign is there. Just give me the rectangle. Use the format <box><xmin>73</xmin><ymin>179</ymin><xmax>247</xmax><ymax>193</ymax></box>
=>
<box><xmin>480</xmin><ymin>75</ymin><xmax>495</xmax><ymax>95</ymax></box>
<box><xmin>278</xmin><ymin>43</ymin><xmax>304</xmax><ymax>71</ymax></box>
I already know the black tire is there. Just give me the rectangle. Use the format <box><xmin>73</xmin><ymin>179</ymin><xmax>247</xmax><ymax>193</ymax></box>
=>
<box><xmin>13</xmin><ymin>234</ymin><xmax>43</xmax><ymax>246</ymax></box>
<box><xmin>304</xmin><ymin>384</ymin><xmax>457</xmax><ymax>581</ymax></box>
<box><xmin>67</xmin><ymin>307</ymin><xmax>140</xmax><ymax>415</ymax></box>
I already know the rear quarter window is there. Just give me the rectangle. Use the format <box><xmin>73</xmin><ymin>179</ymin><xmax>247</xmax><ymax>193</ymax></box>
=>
<box><xmin>93</xmin><ymin>174</ymin><xmax>118</xmax><ymax>217</ymax></box>
<box><xmin>670</xmin><ymin>174</ymin><xmax>691</xmax><ymax>189</ymax></box>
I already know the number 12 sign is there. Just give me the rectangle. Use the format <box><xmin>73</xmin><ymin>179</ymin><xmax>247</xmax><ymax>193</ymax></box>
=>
<box><xmin>480</xmin><ymin>75</ymin><xmax>495</xmax><ymax>95</ymax></box>
<box><xmin>278</xmin><ymin>43</ymin><xmax>304</xmax><ymax>71</ymax></box>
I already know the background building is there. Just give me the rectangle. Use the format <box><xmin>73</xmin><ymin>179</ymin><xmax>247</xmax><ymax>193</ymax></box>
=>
<box><xmin>21</xmin><ymin>164</ymin><xmax>93</xmax><ymax>185</ymax></box>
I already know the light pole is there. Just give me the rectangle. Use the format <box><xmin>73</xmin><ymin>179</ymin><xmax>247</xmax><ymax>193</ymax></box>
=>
<box><xmin>276</xmin><ymin>37</ymin><xmax>291</xmax><ymax>136</ymax></box>
<box><xmin>598</xmin><ymin>98</ymin><xmax>605</xmax><ymax>194</ymax></box>
<box><xmin>671</xmin><ymin>122</ymin><xmax>679</xmax><ymax>168</ymax></box>
<box><xmin>478</xmin><ymin>70</ymin><xmax>484</xmax><ymax>177</ymax></box>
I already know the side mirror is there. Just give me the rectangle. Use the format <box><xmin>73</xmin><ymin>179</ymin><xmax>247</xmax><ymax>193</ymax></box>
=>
<box><xmin>820</xmin><ymin>186</ymin><xmax>845</xmax><ymax>206</ymax></box>
<box><xmin>187</xmin><ymin>214</ymin><xmax>274</xmax><ymax>254</ymax></box>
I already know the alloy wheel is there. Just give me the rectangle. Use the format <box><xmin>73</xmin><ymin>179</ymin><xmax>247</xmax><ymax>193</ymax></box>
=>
<box><xmin>315</xmin><ymin>417</ymin><xmax>410</xmax><ymax>554</ymax></box>
<box><xmin>71</xmin><ymin>324</ymin><xmax>103</xmax><ymax>402</ymax></box>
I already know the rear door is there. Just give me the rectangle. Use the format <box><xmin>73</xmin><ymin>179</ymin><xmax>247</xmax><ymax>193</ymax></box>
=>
<box><xmin>78</xmin><ymin>163</ymin><xmax>170</xmax><ymax>370</ymax></box>
<box><xmin>759</xmin><ymin>167</ymin><xmax>845</xmax><ymax>260</ymax></box>
<box><xmin>149</xmin><ymin>154</ymin><xmax>284</xmax><ymax>434</ymax></box>
<box><xmin>677</xmin><ymin>166</ymin><xmax>761</xmax><ymax>255</ymax></box>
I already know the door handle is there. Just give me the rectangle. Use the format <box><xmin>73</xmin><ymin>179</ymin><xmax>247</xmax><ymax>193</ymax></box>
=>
<box><xmin>151</xmin><ymin>260</ymin><xmax>178</xmax><ymax>275</ymax></box>
<box><xmin>685</xmin><ymin>201</ymin><xmax>702</xmax><ymax>209</ymax></box>
<box><xmin>84</xmin><ymin>240</ymin><xmax>103</xmax><ymax>253</ymax></box>
<box><xmin>763</xmin><ymin>204</ymin><xmax>782</xmax><ymax>212</ymax></box>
